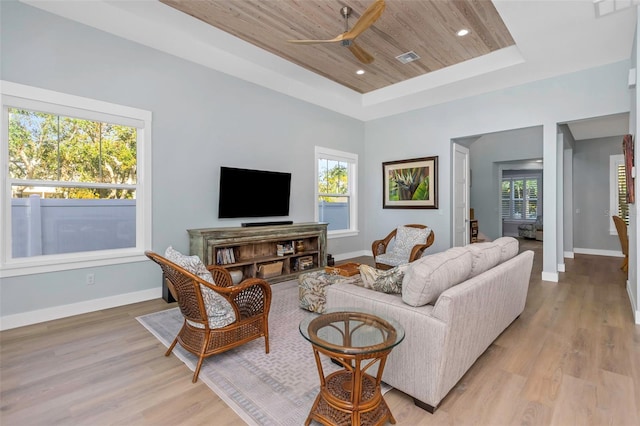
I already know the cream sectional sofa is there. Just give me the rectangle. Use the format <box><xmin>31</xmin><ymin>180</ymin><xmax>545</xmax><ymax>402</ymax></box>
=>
<box><xmin>324</xmin><ymin>237</ymin><xmax>534</xmax><ymax>412</ymax></box>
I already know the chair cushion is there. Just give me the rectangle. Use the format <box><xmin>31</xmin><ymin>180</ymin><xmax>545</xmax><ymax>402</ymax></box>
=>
<box><xmin>165</xmin><ymin>247</ymin><xmax>236</xmax><ymax>329</ymax></box>
<box><xmin>402</xmin><ymin>247</ymin><xmax>472</xmax><ymax>307</ymax></box>
<box><xmin>492</xmin><ymin>237</ymin><xmax>519</xmax><ymax>263</ymax></box>
<box><xmin>388</xmin><ymin>226</ymin><xmax>430</xmax><ymax>258</ymax></box>
<box><xmin>358</xmin><ymin>264</ymin><xmax>407</xmax><ymax>294</ymax></box>
<box><xmin>375</xmin><ymin>252</ymin><xmax>409</xmax><ymax>268</ymax></box>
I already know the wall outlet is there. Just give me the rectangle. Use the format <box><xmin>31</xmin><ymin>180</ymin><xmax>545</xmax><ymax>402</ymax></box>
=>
<box><xmin>86</xmin><ymin>273</ymin><xmax>95</xmax><ymax>285</ymax></box>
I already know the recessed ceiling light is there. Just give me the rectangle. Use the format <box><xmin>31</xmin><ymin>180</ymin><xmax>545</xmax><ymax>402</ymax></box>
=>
<box><xmin>457</xmin><ymin>29</ymin><xmax>470</xmax><ymax>37</ymax></box>
<box><xmin>356</xmin><ymin>69</ymin><xmax>365</xmax><ymax>75</ymax></box>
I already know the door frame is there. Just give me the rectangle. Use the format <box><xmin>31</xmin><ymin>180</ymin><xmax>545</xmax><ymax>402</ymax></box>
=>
<box><xmin>452</xmin><ymin>143</ymin><xmax>470</xmax><ymax>246</ymax></box>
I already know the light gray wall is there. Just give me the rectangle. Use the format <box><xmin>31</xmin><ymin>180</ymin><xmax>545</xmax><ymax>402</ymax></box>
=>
<box><xmin>468</xmin><ymin>127</ymin><xmax>543</xmax><ymax>241</ymax></box>
<box><xmin>364</xmin><ymin>60</ymin><xmax>630</xmax><ymax>279</ymax></box>
<box><xmin>0</xmin><ymin>1</ymin><xmax>364</xmax><ymax>317</ymax></box>
<box><xmin>0</xmin><ymin>0</ymin><xmax>635</xmax><ymax>320</ymax></box>
<box><xmin>572</xmin><ymin>136</ymin><xmax>626</xmax><ymax>251</ymax></box>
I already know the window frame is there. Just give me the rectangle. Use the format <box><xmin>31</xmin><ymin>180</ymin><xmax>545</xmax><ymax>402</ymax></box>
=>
<box><xmin>314</xmin><ymin>146</ymin><xmax>358</xmax><ymax>238</ymax></box>
<box><xmin>501</xmin><ymin>175</ymin><xmax>541</xmax><ymax>221</ymax></box>
<box><xmin>609</xmin><ymin>154</ymin><xmax>628</xmax><ymax>234</ymax></box>
<box><xmin>1</xmin><ymin>81</ymin><xmax>152</xmax><ymax>277</ymax></box>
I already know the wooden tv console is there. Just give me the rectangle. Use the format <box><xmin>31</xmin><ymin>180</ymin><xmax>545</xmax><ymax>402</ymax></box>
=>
<box><xmin>188</xmin><ymin>222</ymin><xmax>328</xmax><ymax>285</ymax></box>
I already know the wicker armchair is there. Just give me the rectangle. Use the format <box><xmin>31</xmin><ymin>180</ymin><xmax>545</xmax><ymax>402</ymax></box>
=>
<box><xmin>612</xmin><ymin>216</ymin><xmax>628</xmax><ymax>273</ymax></box>
<box><xmin>145</xmin><ymin>251</ymin><xmax>271</xmax><ymax>383</ymax></box>
<box><xmin>372</xmin><ymin>224</ymin><xmax>435</xmax><ymax>270</ymax></box>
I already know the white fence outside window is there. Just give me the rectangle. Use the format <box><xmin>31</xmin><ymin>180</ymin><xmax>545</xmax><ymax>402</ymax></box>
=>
<box><xmin>11</xmin><ymin>195</ymin><xmax>135</xmax><ymax>258</ymax></box>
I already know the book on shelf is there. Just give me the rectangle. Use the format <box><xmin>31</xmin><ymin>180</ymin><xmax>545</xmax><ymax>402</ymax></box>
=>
<box><xmin>216</xmin><ymin>247</ymin><xmax>236</xmax><ymax>265</ymax></box>
<box><xmin>276</xmin><ymin>242</ymin><xmax>294</xmax><ymax>256</ymax></box>
<box><xmin>298</xmin><ymin>255</ymin><xmax>314</xmax><ymax>270</ymax></box>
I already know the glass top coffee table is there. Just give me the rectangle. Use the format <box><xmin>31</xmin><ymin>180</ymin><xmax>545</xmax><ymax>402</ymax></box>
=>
<box><xmin>299</xmin><ymin>309</ymin><xmax>405</xmax><ymax>426</ymax></box>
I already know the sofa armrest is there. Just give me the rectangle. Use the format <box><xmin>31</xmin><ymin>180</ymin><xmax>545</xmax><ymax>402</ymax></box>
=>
<box><xmin>325</xmin><ymin>283</ymin><xmax>448</xmax><ymax>406</ymax></box>
<box><xmin>429</xmin><ymin>250</ymin><xmax>534</xmax><ymax>401</ymax></box>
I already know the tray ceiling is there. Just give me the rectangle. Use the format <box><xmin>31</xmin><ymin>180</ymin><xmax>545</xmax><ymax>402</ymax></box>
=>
<box><xmin>159</xmin><ymin>0</ymin><xmax>515</xmax><ymax>94</ymax></box>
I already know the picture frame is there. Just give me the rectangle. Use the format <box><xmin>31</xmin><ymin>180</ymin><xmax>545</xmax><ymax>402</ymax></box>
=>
<box><xmin>383</xmin><ymin>156</ymin><xmax>438</xmax><ymax>209</ymax></box>
<box><xmin>623</xmin><ymin>134</ymin><xmax>635</xmax><ymax>204</ymax></box>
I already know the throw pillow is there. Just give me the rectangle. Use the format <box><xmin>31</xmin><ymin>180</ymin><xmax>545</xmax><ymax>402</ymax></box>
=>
<box><xmin>492</xmin><ymin>237</ymin><xmax>519</xmax><ymax>263</ymax></box>
<box><xmin>467</xmin><ymin>242</ymin><xmax>502</xmax><ymax>278</ymax></box>
<box><xmin>358</xmin><ymin>264</ymin><xmax>407</xmax><ymax>294</ymax></box>
<box><xmin>401</xmin><ymin>247</ymin><xmax>472</xmax><ymax>307</ymax></box>
<box><xmin>389</xmin><ymin>226</ymin><xmax>430</xmax><ymax>258</ymax></box>
<box><xmin>165</xmin><ymin>246</ymin><xmax>236</xmax><ymax>328</ymax></box>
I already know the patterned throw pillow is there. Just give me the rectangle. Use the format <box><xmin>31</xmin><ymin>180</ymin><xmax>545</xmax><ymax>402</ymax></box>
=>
<box><xmin>358</xmin><ymin>263</ymin><xmax>408</xmax><ymax>294</ymax></box>
<box><xmin>389</xmin><ymin>226</ymin><xmax>430</xmax><ymax>258</ymax></box>
<box><xmin>164</xmin><ymin>246</ymin><xmax>236</xmax><ymax>328</ymax></box>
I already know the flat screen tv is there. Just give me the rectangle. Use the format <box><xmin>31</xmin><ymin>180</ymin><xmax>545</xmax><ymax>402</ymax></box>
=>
<box><xmin>218</xmin><ymin>166</ymin><xmax>291</xmax><ymax>218</ymax></box>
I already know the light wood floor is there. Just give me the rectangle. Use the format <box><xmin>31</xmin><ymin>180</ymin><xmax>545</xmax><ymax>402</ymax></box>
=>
<box><xmin>1</xmin><ymin>239</ymin><xmax>639</xmax><ymax>425</ymax></box>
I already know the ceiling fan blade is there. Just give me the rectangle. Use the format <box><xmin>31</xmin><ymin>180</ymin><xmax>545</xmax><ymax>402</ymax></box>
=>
<box><xmin>348</xmin><ymin>41</ymin><xmax>375</xmax><ymax>64</ymax></box>
<box><xmin>343</xmin><ymin>0</ymin><xmax>385</xmax><ymax>41</ymax></box>
<box><xmin>288</xmin><ymin>33</ymin><xmax>346</xmax><ymax>44</ymax></box>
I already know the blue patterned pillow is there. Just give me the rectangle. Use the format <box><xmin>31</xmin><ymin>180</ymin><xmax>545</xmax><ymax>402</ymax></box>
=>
<box><xmin>165</xmin><ymin>247</ymin><xmax>236</xmax><ymax>328</ymax></box>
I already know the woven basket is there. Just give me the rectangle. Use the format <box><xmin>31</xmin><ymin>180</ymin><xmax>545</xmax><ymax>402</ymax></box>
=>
<box><xmin>257</xmin><ymin>261</ymin><xmax>283</xmax><ymax>278</ymax></box>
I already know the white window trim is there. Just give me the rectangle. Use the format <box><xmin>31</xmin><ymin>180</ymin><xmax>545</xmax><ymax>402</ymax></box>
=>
<box><xmin>314</xmin><ymin>146</ymin><xmax>358</xmax><ymax>237</ymax></box>
<box><xmin>501</xmin><ymin>175</ymin><xmax>541</xmax><ymax>221</ymax></box>
<box><xmin>609</xmin><ymin>154</ymin><xmax>624</xmax><ymax>235</ymax></box>
<box><xmin>0</xmin><ymin>80</ymin><xmax>152</xmax><ymax>277</ymax></box>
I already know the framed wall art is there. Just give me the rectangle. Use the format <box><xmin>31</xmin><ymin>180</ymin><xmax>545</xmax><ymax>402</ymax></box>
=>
<box><xmin>623</xmin><ymin>134</ymin><xmax>635</xmax><ymax>204</ymax></box>
<box><xmin>383</xmin><ymin>156</ymin><xmax>438</xmax><ymax>209</ymax></box>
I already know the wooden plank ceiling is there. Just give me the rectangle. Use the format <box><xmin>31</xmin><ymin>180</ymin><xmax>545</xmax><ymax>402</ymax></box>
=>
<box><xmin>160</xmin><ymin>0</ymin><xmax>515</xmax><ymax>94</ymax></box>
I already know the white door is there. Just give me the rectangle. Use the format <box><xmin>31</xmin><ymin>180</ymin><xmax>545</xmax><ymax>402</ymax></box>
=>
<box><xmin>452</xmin><ymin>143</ymin><xmax>470</xmax><ymax>246</ymax></box>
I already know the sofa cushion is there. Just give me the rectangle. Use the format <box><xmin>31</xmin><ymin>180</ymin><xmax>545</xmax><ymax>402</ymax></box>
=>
<box><xmin>165</xmin><ymin>246</ymin><xmax>236</xmax><ymax>329</ymax></box>
<box><xmin>389</xmin><ymin>226</ymin><xmax>430</xmax><ymax>258</ymax></box>
<box><xmin>492</xmin><ymin>237</ymin><xmax>519</xmax><ymax>263</ymax></box>
<box><xmin>358</xmin><ymin>263</ymin><xmax>407</xmax><ymax>294</ymax></box>
<box><xmin>401</xmin><ymin>247</ymin><xmax>473</xmax><ymax>307</ymax></box>
<box><xmin>467</xmin><ymin>242</ymin><xmax>502</xmax><ymax>278</ymax></box>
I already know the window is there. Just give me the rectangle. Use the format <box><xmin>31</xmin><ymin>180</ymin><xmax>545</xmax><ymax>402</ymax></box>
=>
<box><xmin>610</xmin><ymin>154</ymin><xmax>628</xmax><ymax>233</ymax></box>
<box><xmin>315</xmin><ymin>146</ymin><xmax>358</xmax><ymax>236</ymax></box>
<box><xmin>501</xmin><ymin>175</ymin><xmax>540</xmax><ymax>220</ymax></box>
<box><xmin>1</xmin><ymin>81</ymin><xmax>152</xmax><ymax>277</ymax></box>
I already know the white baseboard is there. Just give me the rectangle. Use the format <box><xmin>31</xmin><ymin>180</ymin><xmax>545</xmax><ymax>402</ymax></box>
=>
<box><xmin>334</xmin><ymin>250</ymin><xmax>370</xmax><ymax>261</ymax></box>
<box><xmin>573</xmin><ymin>248</ymin><xmax>623</xmax><ymax>257</ymax></box>
<box><xmin>0</xmin><ymin>287</ymin><xmax>162</xmax><ymax>331</ymax></box>
<box><xmin>627</xmin><ymin>280</ymin><xmax>640</xmax><ymax>325</ymax></box>
<box><xmin>558</xmin><ymin>263</ymin><xmax>566</xmax><ymax>272</ymax></box>
<box><xmin>564</xmin><ymin>251</ymin><xmax>575</xmax><ymax>259</ymax></box>
<box><xmin>541</xmin><ymin>271</ymin><xmax>559</xmax><ymax>282</ymax></box>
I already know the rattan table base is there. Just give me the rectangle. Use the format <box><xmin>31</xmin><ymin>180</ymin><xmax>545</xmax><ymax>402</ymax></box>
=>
<box><xmin>306</xmin><ymin>370</ymin><xmax>394</xmax><ymax>426</ymax></box>
<box><xmin>300</xmin><ymin>310</ymin><xmax>404</xmax><ymax>426</ymax></box>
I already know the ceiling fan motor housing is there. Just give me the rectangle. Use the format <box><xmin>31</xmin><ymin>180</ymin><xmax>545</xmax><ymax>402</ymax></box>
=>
<box><xmin>340</xmin><ymin>6</ymin><xmax>353</xmax><ymax>18</ymax></box>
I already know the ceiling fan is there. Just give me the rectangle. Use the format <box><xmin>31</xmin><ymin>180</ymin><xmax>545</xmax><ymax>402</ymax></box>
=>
<box><xmin>287</xmin><ymin>0</ymin><xmax>386</xmax><ymax>64</ymax></box>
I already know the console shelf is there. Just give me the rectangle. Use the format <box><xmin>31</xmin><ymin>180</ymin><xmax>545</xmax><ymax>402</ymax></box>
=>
<box><xmin>188</xmin><ymin>222</ymin><xmax>328</xmax><ymax>284</ymax></box>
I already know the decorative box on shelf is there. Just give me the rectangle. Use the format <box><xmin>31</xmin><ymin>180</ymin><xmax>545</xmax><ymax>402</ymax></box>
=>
<box><xmin>257</xmin><ymin>261</ymin><xmax>283</xmax><ymax>279</ymax></box>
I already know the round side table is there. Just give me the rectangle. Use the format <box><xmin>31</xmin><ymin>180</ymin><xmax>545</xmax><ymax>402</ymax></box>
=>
<box><xmin>299</xmin><ymin>309</ymin><xmax>405</xmax><ymax>426</ymax></box>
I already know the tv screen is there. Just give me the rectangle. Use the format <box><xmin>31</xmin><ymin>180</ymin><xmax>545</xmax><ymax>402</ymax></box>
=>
<box><xmin>218</xmin><ymin>166</ymin><xmax>291</xmax><ymax>218</ymax></box>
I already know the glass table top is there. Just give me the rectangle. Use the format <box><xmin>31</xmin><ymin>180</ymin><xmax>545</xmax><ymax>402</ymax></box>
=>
<box><xmin>299</xmin><ymin>308</ymin><xmax>405</xmax><ymax>355</ymax></box>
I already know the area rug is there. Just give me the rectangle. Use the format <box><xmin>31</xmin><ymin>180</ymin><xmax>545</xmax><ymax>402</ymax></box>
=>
<box><xmin>137</xmin><ymin>279</ymin><xmax>380</xmax><ymax>425</ymax></box>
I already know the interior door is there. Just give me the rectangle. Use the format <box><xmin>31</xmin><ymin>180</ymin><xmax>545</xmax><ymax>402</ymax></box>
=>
<box><xmin>452</xmin><ymin>143</ymin><xmax>470</xmax><ymax>246</ymax></box>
